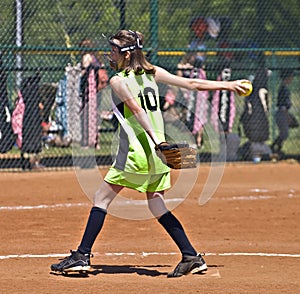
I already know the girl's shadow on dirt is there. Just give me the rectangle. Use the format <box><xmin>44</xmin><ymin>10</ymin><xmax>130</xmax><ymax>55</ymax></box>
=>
<box><xmin>50</xmin><ymin>264</ymin><xmax>221</xmax><ymax>278</ymax></box>
<box><xmin>91</xmin><ymin>264</ymin><xmax>169</xmax><ymax>277</ymax></box>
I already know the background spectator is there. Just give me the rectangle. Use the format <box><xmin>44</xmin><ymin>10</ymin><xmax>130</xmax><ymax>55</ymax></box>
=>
<box><xmin>211</xmin><ymin>65</ymin><xmax>240</xmax><ymax>161</ymax></box>
<box><xmin>239</xmin><ymin>67</ymin><xmax>272</xmax><ymax>161</ymax></box>
<box><xmin>20</xmin><ymin>73</ymin><xmax>44</xmax><ymax>169</ymax></box>
<box><xmin>0</xmin><ymin>54</ymin><xmax>15</xmax><ymax>153</ymax></box>
<box><xmin>271</xmin><ymin>69</ymin><xmax>297</xmax><ymax>157</ymax></box>
<box><xmin>79</xmin><ymin>39</ymin><xmax>109</xmax><ymax>148</ymax></box>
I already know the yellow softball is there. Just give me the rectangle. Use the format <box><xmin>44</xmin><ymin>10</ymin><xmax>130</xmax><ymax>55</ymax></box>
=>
<box><xmin>238</xmin><ymin>81</ymin><xmax>253</xmax><ymax>97</ymax></box>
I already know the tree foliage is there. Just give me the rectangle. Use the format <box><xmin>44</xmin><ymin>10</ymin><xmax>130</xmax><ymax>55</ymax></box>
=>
<box><xmin>0</xmin><ymin>0</ymin><xmax>299</xmax><ymax>49</ymax></box>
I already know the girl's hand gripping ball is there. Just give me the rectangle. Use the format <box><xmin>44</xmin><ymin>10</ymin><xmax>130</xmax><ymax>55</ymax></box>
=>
<box><xmin>237</xmin><ymin>81</ymin><xmax>253</xmax><ymax>96</ymax></box>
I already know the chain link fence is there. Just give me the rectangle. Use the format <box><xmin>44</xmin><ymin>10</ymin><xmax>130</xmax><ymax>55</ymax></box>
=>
<box><xmin>0</xmin><ymin>0</ymin><xmax>299</xmax><ymax>170</ymax></box>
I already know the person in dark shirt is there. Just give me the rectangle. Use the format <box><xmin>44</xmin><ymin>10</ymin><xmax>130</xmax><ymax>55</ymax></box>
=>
<box><xmin>271</xmin><ymin>69</ymin><xmax>294</xmax><ymax>155</ymax></box>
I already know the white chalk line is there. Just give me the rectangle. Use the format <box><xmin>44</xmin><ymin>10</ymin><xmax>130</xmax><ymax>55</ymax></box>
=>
<box><xmin>0</xmin><ymin>202</ymin><xmax>90</xmax><ymax>211</ymax></box>
<box><xmin>0</xmin><ymin>192</ymin><xmax>293</xmax><ymax>211</ymax></box>
<box><xmin>0</xmin><ymin>252</ymin><xmax>299</xmax><ymax>260</ymax></box>
<box><xmin>216</xmin><ymin>195</ymin><xmax>276</xmax><ymax>201</ymax></box>
<box><xmin>0</xmin><ymin>200</ymin><xmax>185</xmax><ymax>211</ymax></box>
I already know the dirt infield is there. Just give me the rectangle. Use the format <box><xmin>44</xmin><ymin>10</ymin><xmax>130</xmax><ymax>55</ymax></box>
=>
<box><xmin>0</xmin><ymin>161</ymin><xmax>299</xmax><ymax>293</ymax></box>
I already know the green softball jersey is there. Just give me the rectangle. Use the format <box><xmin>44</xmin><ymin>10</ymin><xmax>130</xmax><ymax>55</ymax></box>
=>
<box><xmin>110</xmin><ymin>70</ymin><xmax>170</xmax><ymax>175</ymax></box>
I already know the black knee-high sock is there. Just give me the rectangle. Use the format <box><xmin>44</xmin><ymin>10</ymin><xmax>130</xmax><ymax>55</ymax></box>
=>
<box><xmin>158</xmin><ymin>211</ymin><xmax>197</xmax><ymax>257</ymax></box>
<box><xmin>78</xmin><ymin>207</ymin><xmax>107</xmax><ymax>254</ymax></box>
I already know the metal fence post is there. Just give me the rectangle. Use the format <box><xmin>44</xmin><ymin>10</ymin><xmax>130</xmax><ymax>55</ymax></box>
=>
<box><xmin>149</xmin><ymin>0</ymin><xmax>158</xmax><ymax>65</ymax></box>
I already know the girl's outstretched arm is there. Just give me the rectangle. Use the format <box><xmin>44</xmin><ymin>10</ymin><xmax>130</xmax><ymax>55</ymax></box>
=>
<box><xmin>154</xmin><ymin>66</ymin><xmax>250</xmax><ymax>95</ymax></box>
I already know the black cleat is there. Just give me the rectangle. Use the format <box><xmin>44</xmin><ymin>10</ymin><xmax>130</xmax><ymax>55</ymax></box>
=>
<box><xmin>167</xmin><ymin>253</ymin><xmax>207</xmax><ymax>278</ymax></box>
<box><xmin>50</xmin><ymin>250</ymin><xmax>92</xmax><ymax>273</ymax></box>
